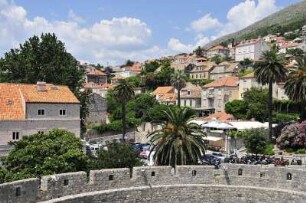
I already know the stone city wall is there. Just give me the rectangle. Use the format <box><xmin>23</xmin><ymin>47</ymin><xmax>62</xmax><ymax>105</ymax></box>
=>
<box><xmin>1</xmin><ymin>164</ymin><xmax>306</xmax><ymax>203</ymax></box>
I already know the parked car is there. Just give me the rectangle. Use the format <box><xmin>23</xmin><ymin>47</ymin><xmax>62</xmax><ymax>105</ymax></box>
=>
<box><xmin>201</xmin><ymin>154</ymin><xmax>220</xmax><ymax>165</ymax></box>
<box><xmin>211</xmin><ymin>152</ymin><xmax>226</xmax><ymax>161</ymax></box>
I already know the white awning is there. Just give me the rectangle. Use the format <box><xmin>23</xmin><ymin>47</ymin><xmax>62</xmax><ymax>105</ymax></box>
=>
<box><xmin>203</xmin><ymin>135</ymin><xmax>223</xmax><ymax>142</ymax></box>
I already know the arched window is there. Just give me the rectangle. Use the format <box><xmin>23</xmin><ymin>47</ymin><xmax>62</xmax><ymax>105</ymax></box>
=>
<box><xmin>238</xmin><ymin>168</ymin><xmax>243</xmax><ymax>176</ymax></box>
<box><xmin>287</xmin><ymin>173</ymin><xmax>292</xmax><ymax>180</ymax></box>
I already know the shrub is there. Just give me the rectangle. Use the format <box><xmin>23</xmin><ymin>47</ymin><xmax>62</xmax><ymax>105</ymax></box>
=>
<box><xmin>264</xmin><ymin>144</ymin><xmax>275</xmax><ymax>155</ymax></box>
<box><xmin>296</xmin><ymin>148</ymin><xmax>306</xmax><ymax>154</ymax></box>
<box><xmin>276</xmin><ymin>122</ymin><xmax>299</xmax><ymax>149</ymax></box>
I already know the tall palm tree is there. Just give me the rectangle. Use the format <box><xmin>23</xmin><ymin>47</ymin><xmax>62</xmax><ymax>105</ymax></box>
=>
<box><xmin>254</xmin><ymin>49</ymin><xmax>287</xmax><ymax>141</ymax></box>
<box><xmin>148</xmin><ymin>107</ymin><xmax>206</xmax><ymax>167</ymax></box>
<box><xmin>113</xmin><ymin>79</ymin><xmax>135</xmax><ymax>141</ymax></box>
<box><xmin>171</xmin><ymin>70</ymin><xmax>187</xmax><ymax>107</ymax></box>
<box><xmin>284</xmin><ymin>55</ymin><xmax>306</xmax><ymax>119</ymax></box>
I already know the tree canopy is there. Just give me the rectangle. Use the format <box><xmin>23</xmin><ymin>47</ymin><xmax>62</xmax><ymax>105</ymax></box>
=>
<box><xmin>1</xmin><ymin>129</ymin><xmax>88</xmax><ymax>181</ymax></box>
<box><xmin>0</xmin><ymin>33</ymin><xmax>84</xmax><ymax>92</ymax></box>
<box><xmin>243</xmin><ymin>128</ymin><xmax>268</xmax><ymax>155</ymax></box>
<box><xmin>148</xmin><ymin>107</ymin><xmax>206</xmax><ymax>167</ymax></box>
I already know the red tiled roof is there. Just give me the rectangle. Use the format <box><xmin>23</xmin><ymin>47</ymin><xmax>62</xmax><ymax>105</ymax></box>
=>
<box><xmin>209</xmin><ymin>45</ymin><xmax>227</xmax><ymax>51</ymax></box>
<box><xmin>87</xmin><ymin>69</ymin><xmax>107</xmax><ymax>76</ymax></box>
<box><xmin>237</xmin><ymin>38</ymin><xmax>261</xmax><ymax>47</ymax></box>
<box><xmin>152</xmin><ymin>86</ymin><xmax>174</xmax><ymax>95</ymax></box>
<box><xmin>204</xmin><ymin>76</ymin><xmax>238</xmax><ymax>88</ymax></box>
<box><xmin>0</xmin><ymin>83</ymin><xmax>79</xmax><ymax>120</ymax></box>
<box><xmin>205</xmin><ymin>112</ymin><xmax>235</xmax><ymax>121</ymax></box>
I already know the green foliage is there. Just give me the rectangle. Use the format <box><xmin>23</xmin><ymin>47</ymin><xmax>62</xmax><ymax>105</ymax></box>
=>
<box><xmin>237</xmin><ymin>69</ymin><xmax>253</xmax><ymax>77</ymax></box>
<box><xmin>243</xmin><ymin>128</ymin><xmax>268</xmax><ymax>155</ymax></box>
<box><xmin>210</xmin><ymin>55</ymin><xmax>223</xmax><ymax>64</ymax></box>
<box><xmin>296</xmin><ymin>148</ymin><xmax>306</xmax><ymax>154</ymax></box>
<box><xmin>225</xmin><ymin>100</ymin><xmax>248</xmax><ymax>120</ymax></box>
<box><xmin>239</xmin><ymin>58</ymin><xmax>253</xmax><ymax>68</ymax></box>
<box><xmin>92</xmin><ymin>142</ymin><xmax>143</xmax><ymax>169</ymax></box>
<box><xmin>127</xmin><ymin>76</ymin><xmax>141</xmax><ymax>87</ymax></box>
<box><xmin>273</xmin><ymin>113</ymin><xmax>299</xmax><ymax>123</ymax></box>
<box><xmin>286</xmin><ymin>48</ymin><xmax>304</xmax><ymax>57</ymax></box>
<box><xmin>148</xmin><ymin>107</ymin><xmax>206</xmax><ymax>167</ymax></box>
<box><xmin>127</xmin><ymin>93</ymin><xmax>159</xmax><ymax>122</ymax></box>
<box><xmin>2</xmin><ymin>129</ymin><xmax>88</xmax><ymax>181</ymax></box>
<box><xmin>125</xmin><ymin>59</ymin><xmax>134</xmax><ymax>66</ymax></box>
<box><xmin>171</xmin><ymin>70</ymin><xmax>187</xmax><ymax>107</ymax></box>
<box><xmin>0</xmin><ymin>33</ymin><xmax>84</xmax><ymax>92</ymax></box>
<box><xmin>264</xmin><ymin>144</ymin><xmax>275</xmax><ymax>155</ymax></box>
<box><xmin>243</xmin><ymin>88</ymin><xmax>269</xmax><ymax>122</ymax></box>
<box><xmin>143</xmin><ymin>61</ymin><xmax>160</xmax><ymax>74</ymax></box>
<box><xmin>93</xmin><ymin>120</ymin><xmax>123</xmax><ymax>134</ymax></box>
<box><xmin>193</xmin><ymin>46</ymin><xmax>205</xmax><ymax>57</ymax></box>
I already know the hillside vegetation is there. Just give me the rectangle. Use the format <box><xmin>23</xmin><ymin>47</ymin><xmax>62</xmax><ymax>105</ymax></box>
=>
<box><xmin>205</xmin><ymin>1</ymin><xmax>306</xmax><ymax>48</ymax></box>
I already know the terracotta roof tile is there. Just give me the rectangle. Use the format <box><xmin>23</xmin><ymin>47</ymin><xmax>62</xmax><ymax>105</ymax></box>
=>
<box><xmin>204</xmin><ymin>76</ymin><xmax>238</xmax><ymax>88</ymax></box>
<box><xmin>87</xmin><ymin>69</ymin><xmax>107</xmax><ymax>76</ymax></box>
<box><xmin>0</xmin><ymin>83</ymin><xmax>24</xmax><ymax>120</ymax></box>
<box><xmin>0</xmin><ymin>83</ymin><xmax>79</xmax><ymax>120</ymax></box>
<box><xmin>152</xmin><ymin>86</ymin><xmax>174</xmax><ymax>95</ymax></box>
<box><xmin>209</xmin><ymin>45</ymin><xmax>227</xmax><ymax>51</ymax></box>
<box><xmin>237</xmin><ymin>38</ymin><xmax>261</xmax><ymax>47</ymax></box>
<box><xmin>204</xmin><ymin>112</ymin><xmax>234</xmax><ymax>121</ymax></box>
<box><xmin>159</xmin><ymin>93</ymin><xmax>176</xmax><ymax>102</ymax></box>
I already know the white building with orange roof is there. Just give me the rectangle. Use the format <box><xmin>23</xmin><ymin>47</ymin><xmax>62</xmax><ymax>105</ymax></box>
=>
<box><xmin>179</xmin><ymin>83</ymin><xmax>202</xmax><ymax>109</ymax></box>
<box><xmin>0</xmin><ymin>82</ymin><xmax>80</xmax><ymax>147</ymax></box>
<box><xmin>206</xmin><ymin>45</ymin><xmax>229</xmax><ymax>59</ymax></box>
<box><xmin>152</xmin><ymin>86</ymin><xmax>176</xmax><ymax>105</ymax></box>
<box><xmin>238</xmin><ymin>72</ymin><xmax>288</xmax><ymax>100</ymax></box>
<box><xmin>201</xmin><ymin>76</ymin><xmax>239</xmax><ymax>114</ymax></box>
<box><xmin>235</xmin><ymin>38</ymin><xmax>270</xmax><ymax>62</ymax></box>
<box><xmin>209</xmin><ymin>61</ymin><xmax>240</xmax><ymax>80</ymax></box>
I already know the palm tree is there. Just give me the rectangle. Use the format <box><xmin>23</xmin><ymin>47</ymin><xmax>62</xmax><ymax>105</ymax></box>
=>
<box><xmin>284</xmin><ymin>56</ymin><xmax>306</xmax><ymax>119</ymax></box>
<box><xmin>171</xmin><ymin>70</ymin><xmax>187</xmax><ymax>107</ymax></box>
<box><xmin>113</xmin><ymin>79</ymin><xmax>135</xmax><ymax>141</ymax></box>
<box><xmin>148</xmin><ymin>107</ymin><xmax>206</xmax><ymax>167</ymax></box>
<box><xmin>254</xmin><ymin>49</ymin><xmax>287</xmax><ymax>141</ymax></box>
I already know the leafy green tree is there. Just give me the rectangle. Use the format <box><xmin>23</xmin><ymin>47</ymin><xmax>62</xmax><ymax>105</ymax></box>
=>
<box><xmin>254</xmin><ymin>49</ymin><xmax>287</xmax><ymax>141</ymax></box>
<box><xmin>125</xmin><ymin>59</ymin><xmax>134</xmax><ymax>66</ymax></box>
<box><xmin>0</xmin><ymin>33</ymin><xmax>84</xmax><ymax>92</ymax></box>
<box><xmin>285</xmin><ymin>56</ymin><xmax>306</xmax><ymax>119</ymax></box>
<box><xmin>2</xmin><ymin>129</ymin><xmax>88</xmax><ymax>181</ymax></box>
<box><xmin>148</xmin><ymin>107</ymin><xmax>206</xmax><ymax>167</ymax></box>
<box><xmin>210</xmin><ymin>55</ymin><xmax>223</xmax><ymax>64</ymax></box>
<box><xmin>91</xmin><ymin>142</ymin><xmax>143</xmax><ymax>169</ymax></box>
<box><xmin>127</xmin><ymin>93</ymin><xmax>159</xmax><ymax>122</ymax></box>
<box><xmin>225</xmin><ymin>100</ymin><xmax>248</xmax><ymax>120</ymax></box>
<box><xmin>243</xmin><ymin>88</ymin><xmax>269</xmax><ymax>122</ymax></box>
<box><xmin>193</xmin><ymin>46</ymin><xmax>204</xmax><ymax>57</ymax></box>
<box><xmin>143</xmin><ymin>61</ymin><xmax>160</xmax><ymax>74</ymax></box>
<box><xmin>239</xmin><ymin>58</ymin><xmax>253</xmax><ymax>69</ymax></box>
<box><xmin>170</xmin><ymin>70</ymin><xmax>187</xmax><ymax>107</ymax></box>
<box><xmin>113</xmin><ymin>79</ymin><xmax>135</xmax><ymax>141</ymax></box>
<box><xmin>243</xmin><ymin>128</ymin><xmax>268</xmax><ymax>155</ymax></box>
<box><xmin>127</xmin><ymin>76</ymin><xmax>141</xmax><ymax>87</ymax></box>
<box><xmin>155</xmin><ymin>62</ymin><xmax>175</xmax><ymax>87</ymax></box>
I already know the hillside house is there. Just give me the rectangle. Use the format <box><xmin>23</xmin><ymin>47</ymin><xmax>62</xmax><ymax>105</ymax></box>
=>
<box><xmin>86</xmin><ymin>93</ymin><xmax>107</xmax><ymax>124</ymax></box>
<box><xmin>152</xmin><ymin>86</ymin><xmax>176</xmax><ymax>105</ymax></box>
<box><xmin>209</xmin><ymin>62</ymin><xmax>240</xmax><ymax>80</ymax></box>
<box><xmin>179</xmin><ymin>83</ymin><xmax>202</xmax><ymax>109</ymax></box>
<box><xmin>186</xmin><ymin>61</ymin><xmax>215</xmax><ymax>80</ymax></box>
<box><xmin>86</xmin><ymin>69</ymin><xmax>107</xmax><ymax>84</ymax></box>
<box><xmin>0</xmin><ymin>82</ymin><xmax>80</xmax><ymax>146</ymax></box>
<box><xmin>207</xmin><ymin>45</ymin><xmax>229</xmax><ymax>59</ymax></box>
<box><xmin>235</xmin><ymin>38</ymin><xmax>270</xmax><ymax>62</ymax></box>
<box><xmin>201</xmin><ymin>76</ymin><xmax>239</xmax><ymax>114</ymax></box>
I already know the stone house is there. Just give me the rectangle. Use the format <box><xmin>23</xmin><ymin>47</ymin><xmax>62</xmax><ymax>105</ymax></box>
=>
<box><xmin>0</xmin><ymin>82</ymin><xmax>80</xmax><ymax>146</ymax></box>
<box><xmin>209</xmin><ymin>62</ymin><xmax>240</xmax><ymax>80</ymax></box>
<box><xmin>206</xmin><ymin>45</ymin><xmax>229</xmax><ymax>59</ymax></box>
<box><xmin>201</xmin><ymin>76</ymin><xmax>239</xmax><ymax>114</ymax></box>
<box><xmin>86</xmin><ymin>93</ymin><xmax>107</xmax><ymax>125</ymax></box>
<box><xmin>85</xmin><ymin>69</ymin><xmax>107</xmax><ymax>84</ymax></box>
<box><xmin>83</xmin><ymin>83</ymin><xmax>116</xmax><ymax>98</ymax></box>
<box><xmin>179</xmin><ymin>83</ymin><xmax>202</xmax><ymax>109</ymax></box>
<box><xmin>152</xmin><ymin>86</ymin><xmax>176</xmax><ymax>105</ymax></box>
<box><xmin>238</xmin><ymin>72</ymin><xmax>288</xmax><ymax>100</ymax></box>
<box><xmin>187</xmin><ymin>61</ymin><xmax>215</xmax><ymax>80</ymax></box>
<box><xmin>235</xmin><ymin>38</ymin><xmax>270</xmax><ymax>62</ymax></box>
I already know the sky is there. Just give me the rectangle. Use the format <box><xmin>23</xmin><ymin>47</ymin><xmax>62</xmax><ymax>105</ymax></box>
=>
<box><xmin>0</xmin><ymin>0</ymin><xmax>301</xmax><ymax>65</ymax></box>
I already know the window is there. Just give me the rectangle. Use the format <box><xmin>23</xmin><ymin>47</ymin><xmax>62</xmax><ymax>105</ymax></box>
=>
<box><xmin>187</xmin><ymin>90</ymin><xmax>191</xmax><ymax>95</ymax></box>
<box><xmin>15</xmin><ymin>187</ymin><xmax>21</xmax><ymax>197</ymax></box>
<box><xmin>109</xmin><ymin>175</ymin><xmax>114</xmax><ymax>181</ymax></box>
<box><xmin>38</xmin><ymin>109</ymin><xmax>45</xmax><ymax>115</ymax></box>
<box><xmin>60</xmin><ymin>109</ymin><xmax>66</xmax><ymax>116</ymax></box>
<box><xmin>38</xmin><ymin>131</ymin><xmax>44</xmax><ymax>134</ymax></box>
<box><xmin>286</xmin><ymin>173</ymin><xmax>292</xmax><ymax>180</ymax></box>
<box><xmin>151</xmin><ymin>171</ymin><xmax>155</xmax><ymax>176</ymax></box>
<box><xmin>64</xmin><ymin>179</ymin><xmax>69</xmax><ymax>186</ymax></box>
<box><xmin>12</xmin><ymin>132</ymin><xmax>19</xmax><ymax>141</ymax></box>
<box><xmin>238</xmin><ymin>168</ymin><xmax>243</xmax><ymax>176</ymax></box>
<box><xmin>192</xmin><ymin>170</ymin><xmax>197</xmax><ymax>176</ymax></box>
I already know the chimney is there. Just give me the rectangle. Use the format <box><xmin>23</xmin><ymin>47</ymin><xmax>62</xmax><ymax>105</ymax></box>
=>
<box><xmin>37</xmin><ymin>81</ymin><xmax>47</xmax><ymax>91</ymax></box>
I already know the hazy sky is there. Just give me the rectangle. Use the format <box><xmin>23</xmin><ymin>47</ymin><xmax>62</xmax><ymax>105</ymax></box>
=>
<box><xmin>0</xmin><ymin>0</ymin><xmax>301</xmax><ymax>65</ymax></box>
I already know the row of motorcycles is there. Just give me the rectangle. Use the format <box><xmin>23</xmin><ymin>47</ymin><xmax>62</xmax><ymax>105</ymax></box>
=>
<box><xmin>202</xmin><ymin>154</ymin><xmax>300</xmax><ymax>166</ymax></box>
